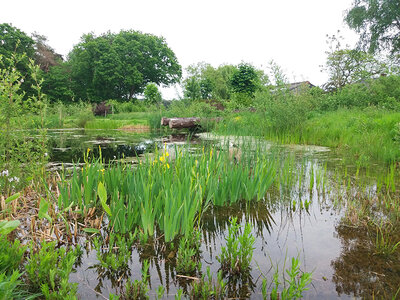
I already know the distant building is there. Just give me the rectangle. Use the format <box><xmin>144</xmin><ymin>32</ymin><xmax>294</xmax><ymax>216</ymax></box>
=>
<box><xmin>270</xmin><ymin>81</ymin><xmax>316</xmax><ymax>94</ymax></box>
<box><xmin>288</xmin><ymin>81</ymin><xmax>316</xmax><ymax>93</ymax></box>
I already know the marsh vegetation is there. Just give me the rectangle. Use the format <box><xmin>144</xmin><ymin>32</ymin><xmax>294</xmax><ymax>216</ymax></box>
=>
<box><xmin>1</xmin><ymin>11</ymin><xmax>400</xmax><ymax>299</ymax></box>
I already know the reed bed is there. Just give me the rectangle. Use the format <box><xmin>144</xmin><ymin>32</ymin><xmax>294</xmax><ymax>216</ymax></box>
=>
<box><xmin>58</xmin><ymin>141</ymin><xmax>280</xmax><ymax>241</ymax></box>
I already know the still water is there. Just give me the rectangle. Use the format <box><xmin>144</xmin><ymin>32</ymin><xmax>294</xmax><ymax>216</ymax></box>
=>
<box><xmin>48</xmin><ymin>129</ymin><xmax>399</xmax><ymax>299</ymax></box>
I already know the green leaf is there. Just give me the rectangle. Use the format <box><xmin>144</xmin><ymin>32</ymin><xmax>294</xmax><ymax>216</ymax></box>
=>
<box><xmin>5</xmin><ymin>192</ymin><xmax>20</xmax><ymax>204</ymax></box>
<box><xmin>0</xmin><ymin>220</ymin><xmax>20</xmax><ymax>235</ymax></box>
<box><xmin>38</xmin><ymin>198</ymin><xmax>52</xmax><ymax>223</ymax></box>
<box><xmin>82</xmin><ymin>228</ymin><xmax>100</xmax><ymax>234</ymax></box>
<box><xmin>97</xmin><ymin>182</ymin><xmax>111</xmax><ymax>216</ymax></box>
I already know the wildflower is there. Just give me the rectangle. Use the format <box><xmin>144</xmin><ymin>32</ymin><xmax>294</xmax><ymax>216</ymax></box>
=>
<box><xmin>165</xmin><ymin>152</ymin><xmax>169</xmax><ymax>157</ymax></box>
<box><xmin>0</xmin><ymin>170</ymin><xmax>9</xmax><ymax>177</ymax></box>
<box><xmin>44</xmin><ymin>152</ymin><xmax>48</xmax><ymax>157</ymax></box>
<box><xmin>8</xmin><ymin>176</ymin><xmax>19</xmax><ymax>183</ymax></box>
<box><xmin>159</xmin><ymin>156</ymin><xmax>165</xmax><ymax>162</ymax></box>
<box><xmin>166</xmin><ymin>163</ymin><xmax>170</xmax><ymax>169</ymax></box>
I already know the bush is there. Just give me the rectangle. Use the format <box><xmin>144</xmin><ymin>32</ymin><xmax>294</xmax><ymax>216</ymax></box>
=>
<box><xmin>106</xmin><ymin>100</ymin><xmax>147</xmax><ymax>113</ymax></box>
<box><xmin>255</xmin><ymin>88</ymin><xmax>314</xmax><ymax>132</ymax></box>
<box><xmin>93</xmin><ymin>101</ymin><xmax>111</xmax><ymax>116</ymax></box>
<box><xmin>76</xmin><ymin>109</ymin><xmax>95</xmax><ymax>128</ymax></box>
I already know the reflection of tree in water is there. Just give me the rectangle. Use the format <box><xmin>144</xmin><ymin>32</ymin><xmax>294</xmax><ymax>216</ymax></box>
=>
<box><xmin>331</xmin><ymin>224</ymin><xmax>400</xmax><ymax>299</ymax></box>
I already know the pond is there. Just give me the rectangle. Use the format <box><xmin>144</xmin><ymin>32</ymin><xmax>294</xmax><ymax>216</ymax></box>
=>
<box><xmin>47</xmin><ymin>129</ymin><xmax>400</xmax><ymax>299</ymax></box>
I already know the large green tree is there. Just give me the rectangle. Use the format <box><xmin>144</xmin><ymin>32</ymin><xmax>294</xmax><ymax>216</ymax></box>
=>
<box><xmin>345</xmin><ymin>0</ymin><xmax>400</xmax><ymax>54</ymax></box>
<box><xmin>229</xmin><ymin>63</ymin><xmax>260</xmax><ymax>97</ymax></box>
<box><xmin>321</xmin><ymin>33</ymin><xmax>387</xmax><ymax>91</ymax></box>
<box><xmin>182</xmin><ymin>62</ymin><xmax>238</xmax><ymax>101</ymax></box>
<box><xmin>0</xmin><ymin>23</ymin><xmax>36</xmax><ymax>96</ymax></box>
<box><xmin>68</xmin><ymin>30</ymin><xmax>181</xmax><ymax>101</ymax></box>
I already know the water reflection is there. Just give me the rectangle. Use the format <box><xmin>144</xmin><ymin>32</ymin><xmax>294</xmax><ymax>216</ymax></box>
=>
<box><xmin>332</xmin><ymin>224</ymin><xmax>400</xmax><ymax>299</ymax></box>
<box><xmin>58</xmin><ymin>131</ymin><xmax>400</xmax><ymax>299</ymax></box>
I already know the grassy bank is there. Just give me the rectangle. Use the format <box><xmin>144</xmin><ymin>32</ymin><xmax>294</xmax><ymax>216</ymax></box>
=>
<box><xmin>213</xmin><ymin>108</ymin><xmax>400</xmax><ymax>165</ymax></box>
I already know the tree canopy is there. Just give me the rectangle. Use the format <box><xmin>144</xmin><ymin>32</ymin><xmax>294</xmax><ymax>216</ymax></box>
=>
<box><xmin>345</xmin><ymin>0</ymin><xmax>400</xmax><ymax>54</ymax></box>
<box><xmin>68</xmin><ymin>30</ymin><xmax>182</xmax><ymax>102</ymax></box>
<box><xmin>0</xmin><ymin>23</ymin><xmax>36</xmax><ymax>96</ymax></box>
<box><xmin>229</xmin><ymin>63</ymin><xmax>260</xmax><ymax>97</ymax></box>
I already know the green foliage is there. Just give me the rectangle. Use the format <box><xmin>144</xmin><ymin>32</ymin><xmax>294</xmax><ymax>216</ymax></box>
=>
<box><xmin>93</xmin><ymin>234</ymin><xmax>135</xmax><ymax>272</ymax></box>
<box><xmin>58</xmin><ymin>143</ymin><xmax>277</xmax><ymax>240</ymax></box>
<box><xmin>264</xmin><ymin>257</ymin><xmax>312</xmax><ymax>300</ymax></box>
<box><xmin>254</xmin><ymin>87</ymin><xmax>314</xmax><ymax>132</ymax></box>
<box><xmin>188</xmin><ymin>267</ymin><xmax>226</xmax><ymax>300</ymax></box>
<box><xmin>0</xmin><ymin>54</ymin><xmax>48</xmax><ymax>195</ymax></box>
<box><xmin>106</xmin><ymin>100</ymin><xmax>148</xmax><ymax>113</ymax></box>
<box><xmin>25</xmin><ymin>241</ymin><xmax>77</xmax><ymax>299</ymax></box>
<box><xmin>0</xmin><ymin>270</ymin><xmax>27</xmax><ymax>300</ymax></box>
<box><xmin>42</xmin><ymin>63</ymin><xmax>75</xmax><ymax>103</ymax></box>
<box><xmin>322</xmin><ymin>33</ymin><xmax>387</xmax><ymax>91</ymax></box>
<box><xmin>0</xmin><ymin>234</ymin><xmax>26</xmax><ymax>274</ymax></box>
<box><xmin>182</xmin><ymin>62</ymin><xmax>237</xmax><ymax>100</ymax></box>
<box><xmin>0</xmin><ymin>23</ymin><xmax>36</xmax><ymax>97</ymax></box>
<box><xmin>217</xmin><ymin>217</ymin><xmax>255</xmax><ymax>276</ymax></box>
<box><xmin>345</xmin><ymin>0</ymin><xmax>400</xmax><ymax>54</ymax></box>
<box><xmin>121</xmin><ymin>260</ymin><xmax>150</xmax><ymax>300</ymax></box>
<box><xmin>75</xmin><ymin>108</ymin><xmax>95</xmax><ymax>128</ymax></box>
<box><xmin>143</xmin><ymin>83</ymin><xmax>162</xmax><ymax>105</ymax></box>
<box><xmin>230</xmin><ymin>63</ymin><xmax>260</xmax><ymax>98</ymax></box>
<box><xmin>302</xmin><ymin>108</ymin><xmax>400</xmax><ymax>164</ymax></box>
<box><xmin>183</xmin><ymin>76</ymin><xmax>202</xmax><ymax>100</ymax></box>
<box><xmin>68</xmin><ymin>30</ymin><xmax>181</xmax><ymax>101</ymax></box>
<box><xmin>167</xmin><ymin>99</ymin><xmax>221</xmax><ymax>119</ymax></box>
<box><xmin>176</xmin><ymin>230</ymin><xmax>202</xmax><ymax>276</ymax></box>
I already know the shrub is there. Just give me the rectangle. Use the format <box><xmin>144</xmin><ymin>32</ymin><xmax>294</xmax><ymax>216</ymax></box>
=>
<box><xmin>93</xmin><ymin>101</ymin><xmax>111</xmax><ymax>116</ymax></box>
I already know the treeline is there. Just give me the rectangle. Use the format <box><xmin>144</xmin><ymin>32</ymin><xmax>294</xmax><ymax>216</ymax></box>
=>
<box><xmin>0</xmin><ymin>23</ymin><xmax>181</xmax><ymax>104</ymax></box>
<box><xmin>2</xmin><ymin>22</ymin><xmax>400</xmax><ymax>109</ymax></box>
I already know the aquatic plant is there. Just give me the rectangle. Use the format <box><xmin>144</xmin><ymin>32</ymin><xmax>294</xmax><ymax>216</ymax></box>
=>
<box><xmin>25</xmin><ymin>241</ymin><xmax>78</xmax><ymax>298</ymax></box>
<box><xmin>58</xmin><ymin>141</ymin><xmax>278</xmax><ymax>241</ymax></box>
<box><xmin>217</xmin><ymin>217</ymin><xmax>255</xmax><ymax>276</ymax></box>
<box><xmin>93</xmin><ymin>233</ymin><xmax>135</xmax><ymax>272</ymax></box>
<box><xmin>0</xmin><ymin>234</ymin><xmax>26</xmax><ymax>274</ymax></box>
<box><xmin>175</xmin><ymin>234</ymin><xmax>201</xmax><ymax>276</ymax></box>
<box><xmin>373</xmin><ymin>222</ymin><xmax>400</xmax><ymax>257</ymax></box>
<box><xmin>263</xmin><ymin>257</ymin><xmax>312</xmax><ymax>300</ymax></box>
<box><xmin>188</xmin><ymin>267</ymin><xmax>227</xmax><ymax>300</ymax></box>
<box><xmin>121</xmin><ymin>260</ymin><xmax>150</xmax><ymax>300</ymax></box>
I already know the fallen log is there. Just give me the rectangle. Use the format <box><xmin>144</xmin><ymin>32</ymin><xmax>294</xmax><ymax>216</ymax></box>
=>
<box><xmin>161</xmin><ymin>117</ymin><xmax>222</xmax><ymax>129</ymax></box>
<box><xmin>168</xmin><ymin>117</ymin><xmax>200</xmax><ymax>129</ymax></box>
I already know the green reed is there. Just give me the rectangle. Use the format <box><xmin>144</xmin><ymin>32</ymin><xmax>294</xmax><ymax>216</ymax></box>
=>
<box><xmin>58</xmin><ymin>141</ymin><xmax>280</xmax><ymax>242</ymax></box>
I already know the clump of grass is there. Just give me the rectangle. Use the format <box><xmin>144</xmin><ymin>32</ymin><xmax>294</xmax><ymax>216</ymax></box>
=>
<box><xmin>120</xmin><ymin>260</ymin><xmax>150</xmax><ymax>300</ymax></box>
<box><xmin>373</xmin><ymin>222</ymin><xmax>400</xmax><ymax>257</ymax></box>
<box><xmin>217</xmin><ymin>217</ymin><xmax>255</xmax><ymax>276</ymax></box>
<box><xmin>188</xmin><ymin>267</ymin><xmax>227</xmax><ymax>300</ymax></box>
<box><xmin>93</xmin><ymin>232</ymin><xmax>136</xmax><ymax>272</ymax></box>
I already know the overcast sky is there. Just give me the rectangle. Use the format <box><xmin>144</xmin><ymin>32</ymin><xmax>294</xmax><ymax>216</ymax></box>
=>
<box><xmin>1</xmin><ymin>0</ymin><xmax>359</xmax><ymax>99</ymax></box>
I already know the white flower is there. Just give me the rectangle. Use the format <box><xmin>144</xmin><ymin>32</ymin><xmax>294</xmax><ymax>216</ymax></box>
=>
<box><xmin>44</xmin><ymin>152</ymin><xmax>48</xmax><ymax>157</ymax></box>
<box><xmin>8</xmin><ymin>176</ymin><xmax>19</xmax><ymax>183</ymax></box>
<box><xmin>0</xmin><ymin>170</ymin><xmax>9</xmax><ymax>177</ymax></box>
